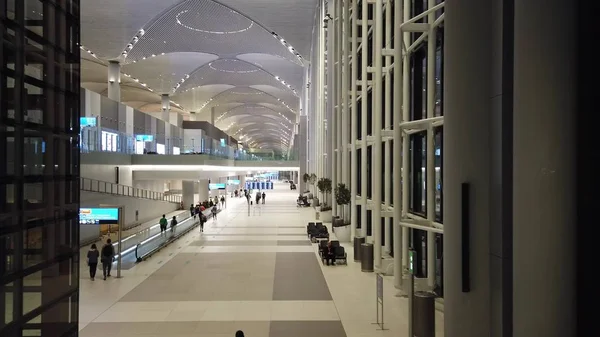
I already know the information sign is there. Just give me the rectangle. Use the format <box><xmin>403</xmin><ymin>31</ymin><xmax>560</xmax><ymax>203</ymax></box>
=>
<box><xmin>209</xmin><ymin>183</ymin><xmax>226</xmax><ymax>190</ymax></box>
<box><xmin>79</xmin><ymin>208</ymin><xmax>119</xmax><ymax>224</ymax></box>
<box><xmin>80</xmin><ymin>117</ymin><xmax>96</xmax><ymax>127</ymax></box>
<box><xmin>135</xmin><ymin>134</ymin><xmax>154</xmax><ymax>142</ymax></box>
<box><xmin>227</xmin><ymin>179</ymin><xmax>240</xmax><ymax>185</ymax></box>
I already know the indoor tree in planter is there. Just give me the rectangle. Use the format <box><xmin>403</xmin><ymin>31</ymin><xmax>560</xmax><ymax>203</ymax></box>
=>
<box><xmin>317</xmin><ymin>177</ymin><xmax>332</xmax><ymax>208</ymax></box>
<box><xmin>334</xmin><ymin>183</ymin><xmax>351</xmax><ymax>226</ymax></box>
<box><xmin>303</xmin><ymin>173</ymin><xmax>311</xmax><ymax>184</ymax></box>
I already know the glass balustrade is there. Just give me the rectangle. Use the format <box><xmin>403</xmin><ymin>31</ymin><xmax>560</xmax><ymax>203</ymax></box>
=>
<box><xmin>80</xmin><ymin>177</ymin><xmax>182</xmax><ymax>203</ymax></box>
<box><xmin>79</xmin><ymin>126</ymin><xmax>296</xmax><ymax>161</ymax></box>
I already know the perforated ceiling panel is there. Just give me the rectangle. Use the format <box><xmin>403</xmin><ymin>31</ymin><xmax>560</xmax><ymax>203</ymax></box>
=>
<box><xmin>237</xmin><ymin>53</ymin><xmax>305</xmax><ymax>90</ymax></box>
<box><xmin>122</xmin><ymin>52</ymin><xmax>218</xmax><ymax>93</ymax></box>
<box><xmin>199</xmin><ymin>87</ymin><xmax>297</xmax><ymax>115</ymax></box>
<box><xmin>123</xmin><ymin>0</ymin><xmax>302</xmax><ymax>64</ymax></box>
<box><xmin>213</xmin><ymin>104</ymin><xmax>295</xmax><ymax>125</ymax></box>
<box><xmin>176</xmin><ymin>59</ymin><xmax>296</xmax><ymax>96</ymax></box>
<box><xmin>81</xmin><ymin>0</ymin><xmax>183</xmax><ymax>59</ymax></box>
<box><xmin>219</xmin><ymin>0</ymin><xmax>316</xmax><ymax>58</ymax></box>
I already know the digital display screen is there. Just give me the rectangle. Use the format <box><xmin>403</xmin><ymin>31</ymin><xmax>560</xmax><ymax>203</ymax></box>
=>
<box><xmin>80</xmin><ymin>117</ymin><xmax>96</xmax><ymax>127</ymax></box>
<box><xmin>79</xmin><ymin>208</ymin><xmax>119</xmax><ymax>225</ymax></box>
<box><xmin>227</xmin><ymin>179</ymin><xmax>240</xmax><ymax>185</ymax></box>
<box><xmin>209</xmin><ymin>183</ymin><xmax>226</xmax><ymax>190</ymax></box>
<box><xmin>135</xmin><ymin>135</ymin><xmax>154</xmax><ymax>142</ymax></box>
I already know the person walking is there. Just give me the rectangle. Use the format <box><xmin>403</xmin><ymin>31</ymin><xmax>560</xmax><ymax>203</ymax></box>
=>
<box><xmin>170</xmin><ymin>215</ymin><xmax>178</xmax><ymax>232</ymax></box>
<box><xmin>101</xmin><ymin>239</ymin><xmax>115</xmax><ymax>280</ymax></box>
<box><xmin>190</xmin><ymin>204</ymin><xmax>196</xmax><ymax>219</ymax></box>
<box><xmin>220</xmin><ymin>196</ymin><xmax>225</xmax><ymax>208</ymax></box>
<box><xmin>212</xmin><ymin>204</ymin><xmax>218</xmax><ymax>220</ymax></box>
<box><xmin>261</xmin><ymin>192</ymin><xmax>266</xmax><ymax>204</ymax></box>
<box><xmin>199</xmin><ymin>213</ymin><xmax>207</xmax><ymax>232</ymax></box>
<box><xmin>87</xmin><ymin>244</ymin><xmax>100</xmax><ymax>280</ymax></box>
<box><xmin>159</xmin><ymin>214</ymin><xmax>168</xmax><ymax>234</ymax></box>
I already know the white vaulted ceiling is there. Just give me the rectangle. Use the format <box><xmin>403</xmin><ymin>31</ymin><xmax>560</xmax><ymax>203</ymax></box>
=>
<box><xmin>80</xmin><ymin>0</ymin><xmax>317</xmax><ymax>152</ymax></box>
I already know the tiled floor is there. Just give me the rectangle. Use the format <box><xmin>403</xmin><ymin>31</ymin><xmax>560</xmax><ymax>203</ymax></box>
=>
<box><xmin>79</xmin><ymin>183</ymin><xmax>444</xmax><ymax>337</ymax></box>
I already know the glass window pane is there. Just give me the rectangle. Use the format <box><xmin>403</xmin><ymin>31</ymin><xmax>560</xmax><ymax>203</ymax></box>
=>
<box><xmin>23</xmin><ymin>271</ymin><xmax>42</xmax><ymax>315</ymax></box>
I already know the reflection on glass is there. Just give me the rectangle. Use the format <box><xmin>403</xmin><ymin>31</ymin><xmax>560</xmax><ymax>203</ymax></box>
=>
<box><xmin>22</xmin><ymin>271</ymin><xmax>42</xmax><ymax>315</ymax></box>
<box><xmin>4</xmin><ymin>282</ymin><xmax>14</xmax><ymax>325</ymax></box>
<box><xmin>434</xmin><ymin>128</ymin><xmax>443</xmax><ymax>222</ymax></box>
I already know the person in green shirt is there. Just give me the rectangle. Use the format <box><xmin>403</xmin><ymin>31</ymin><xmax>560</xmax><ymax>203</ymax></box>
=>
<box><xmin>159</xmin><ymin>214</ymin><xmax>168</xmax><ymax>233</ymax></box>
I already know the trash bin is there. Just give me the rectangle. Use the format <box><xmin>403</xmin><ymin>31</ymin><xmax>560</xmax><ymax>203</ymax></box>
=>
<box><xmin>360</xmin><ymin>243</ymin><xmax>374</xmax><ymax>272</ymax></box>
<box><xmin>354</xmin><ymin>236</ymin><xmax>365</xmax><ymax>261</ymax></box>
<box><xmin>413</xmin><ymin>291</ymin><xmax>436</xmax><ymax>337</ymax></box>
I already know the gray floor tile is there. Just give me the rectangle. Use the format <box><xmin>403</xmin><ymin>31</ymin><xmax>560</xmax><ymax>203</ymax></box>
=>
<box><xmin>272</xmin><ymin>252</ymin><xmax>332</xmax><ymax>301</ymax></box>
<box><xmin>276</xmin><ymin>240</ymin><xmax>311</xmax><ymax>246</ymax></box>
<box><xmin>119</xmin><ymin>253</ymin><xmax>276</xmax><ymax>302</ymax></box>
<box><xmin>192</xmin><ymin>240</ymin><xmax>278</xmax><ymax>246</ymax></box>
<box><xmin>269</xmin><ymin>321</ymin><xmax>346</xmax><ymax>337</ymax></box>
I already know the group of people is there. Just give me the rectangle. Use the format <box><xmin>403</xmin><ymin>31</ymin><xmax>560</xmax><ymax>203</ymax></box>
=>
<box><xmin>159</xmin><ymin>214</ymin><xmax>178</xmax><ymax>233</ymax></box>
<box><xmin>86</xmin><ymin>239</ymin><xmax>115</xmax><ymax>281</ymax></box>
<box><xmin>241</xmin><ymin>188</ymin><xmax>267</xmax><ymax>205</ymax></box>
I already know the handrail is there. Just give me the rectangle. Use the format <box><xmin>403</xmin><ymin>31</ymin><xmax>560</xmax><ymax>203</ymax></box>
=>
<box><xmin>134</xmin><ymin>208</ymin><xmax>216</xmax><ymax>262</ymax></box>
<box><xmin>80</xmin><ymin>177</ymin><xmax>182</xmax><ymax>204</ymax></box>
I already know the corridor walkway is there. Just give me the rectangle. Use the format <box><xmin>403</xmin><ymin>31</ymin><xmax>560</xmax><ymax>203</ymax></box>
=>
<box><xmin>78</xmin><ymin>183</ymin><xmax>443</xmax><ymax>337</ymax></box>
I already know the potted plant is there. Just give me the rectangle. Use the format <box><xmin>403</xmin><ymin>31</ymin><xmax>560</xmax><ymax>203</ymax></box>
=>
<box><xmin>334</xmin><ymin>183</ymin><xmax>352</xmax><ymax>242</ymax></box>
<box><xmin>317</xmin><ymin>177</ymin><xmax>332</xmax><ymax>206</ymax></box>
<box><xmin>317</xmin><ymin>177</ymin><xmax>333</xmax><ymax>222</ymax></box>
<box><xmin>303</xmin><ymin>173</ymin><xmax>311</xmax><ymax>184</ymax></box>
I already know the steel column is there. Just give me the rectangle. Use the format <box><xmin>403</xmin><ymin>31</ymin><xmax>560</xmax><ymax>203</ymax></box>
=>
<box><xmin>372</xmin><ymin>0</ymin><xmax>383</xmax><ymax>269</ymax></box>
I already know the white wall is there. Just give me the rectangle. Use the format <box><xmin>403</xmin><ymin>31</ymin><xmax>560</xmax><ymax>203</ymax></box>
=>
<box><xmin>80</xmin><ymin>191</ymin><xmax>178</xmax><ymax>244</ymax></box>
<box><xmin>133</xmin><ymin>180</ymin><xmax>166</xmax><ymax>192</ymax></box>
<box><xmin>81</xmin><ymin>164</ymin><xmax>133</xmax><ymax>186</ymax></box>
<box><xmin>183</xmin><ymin>129</ymin><xmax>204</xmax><ymax>152</ymax></box>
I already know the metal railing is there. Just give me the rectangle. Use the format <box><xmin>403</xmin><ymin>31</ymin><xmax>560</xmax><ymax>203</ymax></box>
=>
<box><xmin>80</xmin><ymin>177</ymin><xmax>182</xmax><ymax>204</ymax></box>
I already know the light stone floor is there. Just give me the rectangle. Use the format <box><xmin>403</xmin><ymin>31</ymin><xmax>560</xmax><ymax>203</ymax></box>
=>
<box><xmin>79</xmin><ymin>183</ymin><xmax>444</xmax><ymax>337</ymax></box>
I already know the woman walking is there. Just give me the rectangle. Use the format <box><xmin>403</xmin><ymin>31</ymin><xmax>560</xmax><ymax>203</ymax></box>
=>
<box><xmin>87</xmin><ymin>244</ymin><xmax>100</xmax><ymax>280</ymax></box>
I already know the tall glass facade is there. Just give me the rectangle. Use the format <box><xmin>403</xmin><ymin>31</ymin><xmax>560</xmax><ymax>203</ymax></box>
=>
<box><xmin>1</xmin><ymin>0</ymin><xmax>81</xmax><ymax>336</ymax></box>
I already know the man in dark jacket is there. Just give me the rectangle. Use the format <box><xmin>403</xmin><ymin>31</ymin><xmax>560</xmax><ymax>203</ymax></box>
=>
<box><xmin>101</xmin><ymin>239</ymin><xmax>115</xmax><ymax>280</ymax></box>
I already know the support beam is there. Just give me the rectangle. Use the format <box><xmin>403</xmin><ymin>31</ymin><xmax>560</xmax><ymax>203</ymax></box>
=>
<box><xmin>341</xmin><ymin>0</ymin><xmax>350</xmax><ymax>223</ymax></box>
<box><xmin>107</xmin><ymin>61</ymin><xmax>121</xmax><ymax>102</ymax></box>
<box><xmin>161</xmin><ymin>94</ymin><xmax>170</xmax><ymax>123</ymax></box>
<box><xmin>350</xmin><ymin>0</ymin><xmax>358</xmax><ymax>239</ymax></box>
<box><xmin>360</xmin><ymin>0</ymin><xmax>368</xmax><ymax>238</ymax></box>
<box><xmin>393</xmin><ymin>0</ymin><xmax>405</xmax><ymax>293</ymax></box>
<box><xmin>383</xmin><ymin>0</ymin><xmax>392</xmax><ymax>254</ymax></box>
<box><xmin>425</xmin><ymin>0</ymin><xmax>437</xmax><ymax>290</ymax></box>
<box><xmin>372</xmin><ymin>0</ymin><xmax>383</xmax><ymax>269</ymax></box>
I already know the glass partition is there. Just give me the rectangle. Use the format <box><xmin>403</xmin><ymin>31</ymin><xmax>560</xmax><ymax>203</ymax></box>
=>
<box><xmin>79</xmin><ymin>126</ymin><xmax>292</xmax><ymax>161</ymax></box>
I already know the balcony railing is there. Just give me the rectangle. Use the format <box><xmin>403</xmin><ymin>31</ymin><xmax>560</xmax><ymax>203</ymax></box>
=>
<box><xmin>80</xmin><ymin>177</ymin><xmax>182</xmax><ymax>204</ymax></box>
<box><xmin>79</xmin><ymin>126</ymin><xmax>296</xmax><ymax>161</ymax></box>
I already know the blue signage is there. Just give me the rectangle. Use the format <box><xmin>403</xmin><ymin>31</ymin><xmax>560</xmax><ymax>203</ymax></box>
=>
<box><xmin>209</xmin><ymin>183</ymin><xmax>226</xmax><ymax>190</ymax></box>
<box><xmin>135</xmin><ymin>135</ymin><xmax>154</xmax><ymax>142</ymax></box>
<box><xmin>227</xmin><ymin>179</ymin><xmax>240</xmax><ymax>185</ymax></box>
<box><xmin>80</xmin><ymin>117</ymin><xmax>96</xmax><ymax>127</ymax></box>
<box><xmin>79</xmin><ymin>208</ymin><xmax>119</xmax><ymax>225</ymax></box>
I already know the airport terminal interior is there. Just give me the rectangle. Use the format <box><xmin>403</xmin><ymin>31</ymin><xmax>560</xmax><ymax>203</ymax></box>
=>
<box><xmin>0</xmin><ymin>0</ymin><xmax>595</xmax><ymax>336</ymax></box>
